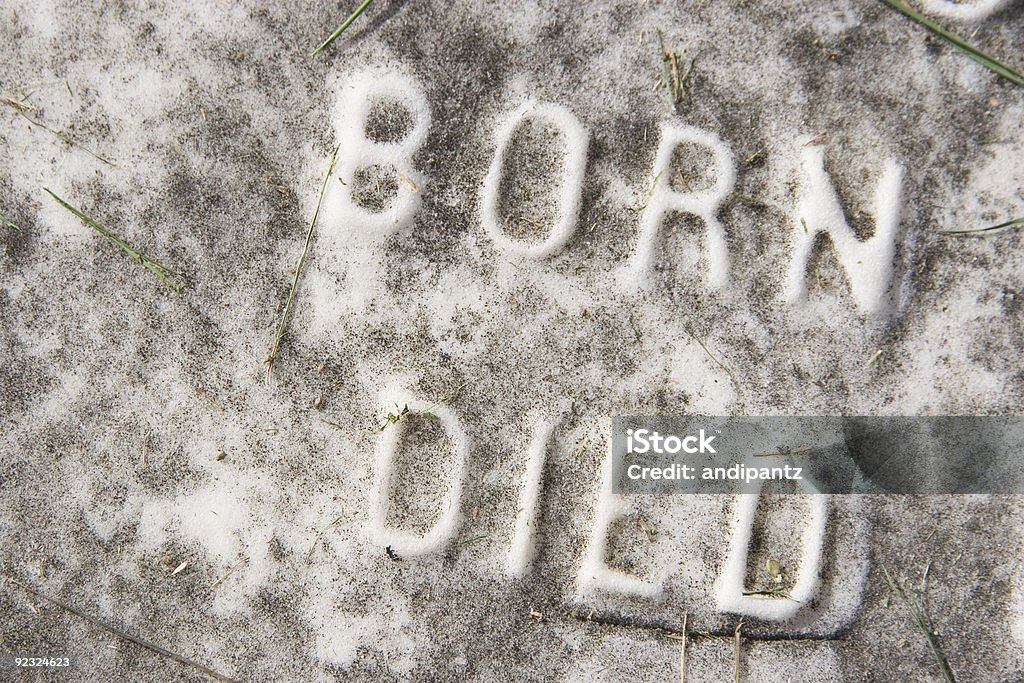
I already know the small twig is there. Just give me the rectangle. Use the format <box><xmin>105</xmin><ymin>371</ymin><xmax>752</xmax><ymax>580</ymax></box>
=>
<box><xmin>15</xmin><ymin>111</ymin><xmax>116</xmax><ymax>165</ymax></box>
<box><xmin>1</xmin><ymin>209</ymin><xmax>22</xmax><ymax>231</ymax></box>
<box><xmin>311</xmin><ymin>0</ymin><xmax>374</xmax><ymax>57</ymax></box>
<box><xmin>733</xmin><ymin>619</ymin><xmax>743</xmax><ymax>683</ymax></box>
<box><xmin>879</xmin><ymin>0</ymin><xmax>1024</xmax><ymax>88</ymax></box>
<box><xmin>657</xmin><ymin>30</ymin><xmax>694</xmax><ymax>110</ymax></box>
<box><xmin>265</xmin><ymin>144</ymin><xmax>340</xmax><ymax>380</ymax></box>
<box><xmin>679</xmin><ymin>611</ymin><xmax>687</xmax><ymax>683</ymax></box>
<box><xmin>378</xmin><ymin>382</ymin><xmax>465</xmax><ymax>430</ymax></box>
<box><xmin>1</xmin><ymin>574</ymin><xmax>238</xmax><ymax>683</ymax></box>
<box><xmin>305</xmin><ymin>513</ymin><xmax>347</xmax><ymax>565</ymax></box>
<box><xmin>741</xmin><ymin>590</ymin><xmax>800</xmax><ymax>601</ymax></box>
<box><xmin>416</xmin><ymin>382</ymin><xmax>467</xmax><ymax>419</ymax></box>
<box><xmin>803</xmin><ymin>131</ymin><xmax>827</xmax><ymax>146</ymax></box>
<box><xmin>394</xmin><ymin>167</ymin><xmax>418</xmax><ymax>193</ymax></box>
<box><xmin>684</xmin><ymin>319</ymin><xmax>743</xmax><ymax>400</ymax></box>
<box><xmin>378</xmin><ymin>403</ymin><xmax>409</xmax><ymax>432</ymax></box>
<box><xmin>0</xmin><ymin>95</ymin><xmax>34</xmax><ymax>112</ymax></box>
<box><xmin>458</xmin><ymin>533</ymin><xmax>488</xmax><ymax>547</ymax></box>
<box><xmin>883</xmin><ymin>566</ymin><xmax>956</xmax><ymax>683</ymax></box>
<box><xmin>744</xmin><ymin>149</ymin><xmax>766</xmax><ymax>165</ymax></box>
<box><xmin>729</xmin><ymin>192</ymin><xmax>773</xmax><ymax>210</ymax></box>
<box><xmin>939</xmin><ymin>216</ymin><xmax>1024</xmax><ymax>235</ymax></box>
<box><xmin>212</xmin><ymin>557</ymin><xmax>249</xmax><ymax>588</ymax></box>
<box><xmin>633</xmin><ymin>171</ymin><xmax>662</xmax><ymax>212</ymax></box>
<box><xmin>196</xmin><ymin>388</ymin><xmax>225</xmax><ymax>412</ymax></box>
<box><xmin>44</xmin><ymin>189</ymin><xmax>183</xmax><ymax>293</ymax></box>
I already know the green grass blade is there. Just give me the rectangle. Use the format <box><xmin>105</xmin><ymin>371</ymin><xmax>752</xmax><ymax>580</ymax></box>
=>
<box><xmin>879</xmin><ymin>0</ymin><xmax>1024</xmax><ymax>88</ymax></box>
<box><xmin>266</xmin><ymin>144</ymin><xmax>341</xmax><ymax>377</ymax></box>
<box><xmin>311</xmin><ymin>0</ymin><xmax>374</xmax><ymax>57</ymax></box>
<box><xmin>15</xmin><ymin>111</ymin><xmax>117</xmax><ymax>166</ymax></box>
<box><xmin>44</xmin><ymin>188</ymin><xmax>182</xmax><ymax>293</ymax></box>
<box><xmin>939</xmin><ymin>216</ymin><xmax>1024</xmax><ymax>235</ymax></box>
<box><xmin>883</xmin><ymin>566</ymin><xmax>956</xmax><ymax>683</ymax></box>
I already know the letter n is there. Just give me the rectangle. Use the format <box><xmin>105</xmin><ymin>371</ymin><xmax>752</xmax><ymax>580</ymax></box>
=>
<box><xmin>783</xmin><ymin>146</ymin><xmax>903</xmax><ymax>316</ymax></box>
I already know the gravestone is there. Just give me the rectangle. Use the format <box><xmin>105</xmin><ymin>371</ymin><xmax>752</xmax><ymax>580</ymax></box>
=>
<box><xmin>1</xmin><ymin>0</ymin><xmax>1023</xmax><ymax>680</ymax></box>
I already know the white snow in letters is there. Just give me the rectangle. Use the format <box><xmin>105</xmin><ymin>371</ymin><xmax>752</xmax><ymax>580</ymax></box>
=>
<box><xmin>783</xmin><ymin>145</ymin><xmax>903</xmax><ymax>316</ymax></box>
<box><xmin>919</xmin><ymin>0</ymin><xmax>1012</xmax><ymax>21</ymax></box>
<box><xmin>367</xmin><ymin>386</ymin><xmax>469</xmax><ymax>557</ymax></box>
<box><xmin>621</xmin><ymin>124</ymin><xmax>735</xmax><ymax>291</ymax></box>
<box><xmin>480</xmin><ymin>100</ymin><xmax>590</xmax><ymax>259</ymax></box>
<box><xmin>506</xmin><ymin>414</ymin><xmax>556</xmax><ymax>577</ymax></box>
<box><xmin>715</xmin><ymin>486</ymin><xmax>828</xmax><ymax>621</ymax></box>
